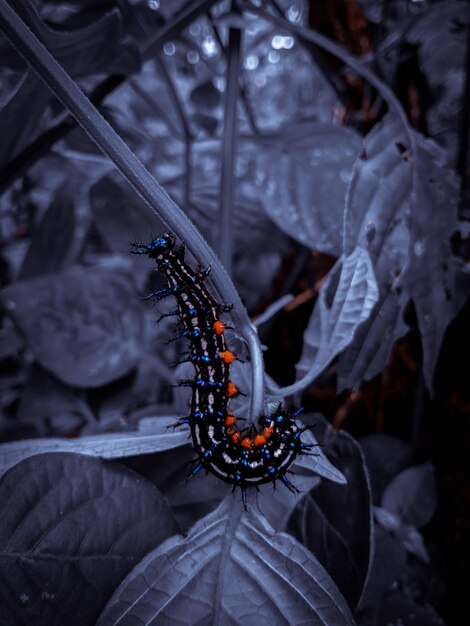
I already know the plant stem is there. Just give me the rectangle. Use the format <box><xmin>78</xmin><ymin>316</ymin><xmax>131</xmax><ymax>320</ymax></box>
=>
<box><xmin>0</xmin><ymin>0</ymin><xmax>265</xmax><ymax>420</ymax></box>
<box><xmin>219</xmin><ymin>12</ymin><xmax>242</xmax><ymax>274</ymax></box>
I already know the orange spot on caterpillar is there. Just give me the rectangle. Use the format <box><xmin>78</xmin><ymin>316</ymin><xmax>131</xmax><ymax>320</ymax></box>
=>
<box><xmin>219</xmin><ymin>350</ymin><xmax>236</xmax><ymax>364</ymax></box>
<box><xmin>225</xmin><ymin>414</ymin><xmax>237</xmax><ymax>427</ymax></box>
<box><xmin>254</xmin><ymin>434</ymin><xmax>266</xmax><ymax>446</ymax></box>
<box><xmin>213</xmin><ymin>320</ymin><xmax>225</xmax><ymax>335</ymax></box>
<box><xmin>241</xmin><ymin>437</ymin><xmax>252</xmax><ymax>449</ymax></box>
<box><xmin>231</xmin><ymin>432</ymin><xmax>241</xmax><ymax>444</ymax></box>
<box><xmin>263</xmin><ymin>427</ymin><xmax>274</xmax><ymax>439</ymax></box>
<box><xmin>227</xmin><ymin>381</ymin><xmax>238</xmax><ymax>397</ymax></box>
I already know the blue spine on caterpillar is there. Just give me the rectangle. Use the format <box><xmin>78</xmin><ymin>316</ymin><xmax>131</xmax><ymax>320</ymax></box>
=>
<box><xmin>132</xmin><ymin>233</ymin><xmax>312</xmax><ymax>505</ymax></box>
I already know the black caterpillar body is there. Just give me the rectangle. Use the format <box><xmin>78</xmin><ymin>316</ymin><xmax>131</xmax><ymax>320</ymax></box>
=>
<box><xmin>133</xmin><ymin>234</ymin><xmax>310</xmax><ymax>505</ymax></box>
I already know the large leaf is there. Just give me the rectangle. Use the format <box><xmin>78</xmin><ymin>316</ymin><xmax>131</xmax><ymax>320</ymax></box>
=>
<box><xmin>256</xmin><ymin>424</ymin><xmax>346</xmax><ymax>533</ymax></box>
<box><xmin>97</xmin><ymin>497</ymin><xmax>355</xmax><ymax>625</ymax></box>
<box><xmin>18</xmin><ymin>192</ymin><xmax>76</xmax><ymax>280</ymax></box>
<box><xmin>337</xmin><ymin>289</ymin><xmax>408</xmax><ymax>391</ymax></box>
<box><xmin>15</xmin><ymin>364</ymin><xmax>94</xmax><ymax>437</ymax></box>
<box><xmin>90</xmin><ymin>174</ymin><xmax>164</xmax><ymax>256</ymax></box>
<box><xmin>337</xmin><ymin>115</ymin><xmax>411</xmax><ymax>391</ymax></box>
<box><xmin>381</xmin><ymin>462</ymin><xmax>437</xmax><ymax>529</ymax></box>
<box><xmin>338</xmin><ymin>114</ymin><xmax>466</xmax><ymax>391</ymax></box>
<box><xmin>0</xmin><ymin>265</ymin><xmax>144</xmax><ymax>387</ymax></box>
<box><xmin>0</xmin><ymin>452</ymin><xmax>178</xmax><ymax>626</ymax></box>
<box><xmin>171</xmin><ymin>138</ymin><xmax>290</xmax><ymax>257</ymax></box>
<box><xmin>295</xmin><ymin>246</ymin><xmax>379</xmax><ymax>388</ymax></box>
<box><xmin>359</xmin><ymin>433</ymin><xmax>412</xmax><ymax>504</ymax></box>
<box><xmin>287</xmin><ymin>420</ymin><xmax>372</xmax><ymax>610</ymax></box>
<box><xmin>260</xmin><ymin>123</ymin><xmax>362</xmax><ymax>256</ymax></box>
<box><xmin>124</xmin><ymin>443</ymin><xmax>230</xmax><ymax>532</ymax></box>
<box><xmin>0</xmin><ymin>422</ymin><xmax>189</xmax><ymax>478</ymax></box>
<box><xmin>406</xmin><ymin>134</ymin><xmax>467</xmax><ymax>389</ymax></box>
<box><xmin>359</xmin><ymin>522</ymin><xmax>407</xmax><ymax>608</ymax></box>
<box><xmin>406</xmin><ymin>2</ymin><xmax>469</xmax><ymax>160</ymax></box>
<box><xmin>374</xmin><ymin>507</ymin><xmax>430</xmax><ymax>564</ymax></box>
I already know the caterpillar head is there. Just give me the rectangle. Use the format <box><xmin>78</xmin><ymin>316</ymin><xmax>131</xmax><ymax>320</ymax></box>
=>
<box><xmin>131</xmin><ymin>233</ymin><xmax>176</xmax><ymax>258</ymax></box>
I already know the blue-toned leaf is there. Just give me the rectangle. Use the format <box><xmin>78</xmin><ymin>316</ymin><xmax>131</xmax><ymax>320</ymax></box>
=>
<box><xmin>406</xmin><ymin>2</ymin><xmax>469</xmax><ymax>161</ymax></box>
<box><xmin>18</xmin><ymin>194</ymin><xmax>76</xmax><ymax>279</ymax></box>
<box><xmin>405</xmin><ymin>135</ymin><xmax>467</xmax><ymax>389</ymax></box>
<box><xmin>288</xmin><ymin>421</ymin><xmax>372</xmax><ymax>610</ymax></box>
<box><xmin>0</xmin><ymin>452</ymin><xmax>178</xmax><ymax>626</ymax></box>
<box><xmin>374</xmin><ymin>507</ymin><xmax>430</xmax><ymax>564</ymax></box>
<box><xmin>90</xmin><ymin>174</ymin><xmax>163</xmax><ymax>256</ymax></box>
<box><xmin>359</xmin><ymin>522</ymin><xmax>407</xmax><ymax>607</ymax></box>
<box><xmin>338</xmin><ymin>114</ymin><xmax>411</xmax><ymax>391</ymax></box>
<box><xmin>261</xmin><ymin>123</ymin><xmax>362</xmax><ymax>256</ymax></box>
<box><xmin>359</xmin><ymin>433</ymin><xmax>412</xmax><ymax>504</ymax></box>
<box><xmin>296</xmin><ymin>246</ymin><xmax>379</xmax><ymax>387</ymax></box>
<box><xmin>97</xmin><ymin>497</ymin><xmax>355</xmax><ymax>625</ymax></box>
<box><xmin>0</xmin><ymin>265</ymin><xmax>144</xmax><ymax>387</ymax></box>
<box><xmin>0</xmin><ymin>422</ymin><xmax>188</xmax><ymax>478</ymax></box>
<box><xmin>338</xmin><ymin>113</ymin><xmax>467</xmax><ymax>391</ymax></box>
<box><xmin>381</xmin><ymin>462</ymin><xmax>437</xmax><ymax>528</ymax></box>
<box><xmin>293</xmin><ymin>426</ymin><xmax>347</xmax><ymax>484</ymax></box>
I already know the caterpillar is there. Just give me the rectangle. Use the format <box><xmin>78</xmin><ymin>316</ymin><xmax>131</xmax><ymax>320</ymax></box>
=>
<box><xmin>132</xmin><ymin>233</ymin><xmax>311</xmax><ymax>506</ymax></box>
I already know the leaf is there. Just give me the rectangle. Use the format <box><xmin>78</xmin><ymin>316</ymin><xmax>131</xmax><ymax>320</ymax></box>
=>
<box><xmin>374</xmin><ymin>507</ymin><xmax>430</xmax><ymax>564</ymax></box>
<box><xmin>124</xmin><ymin>444</ymin><xmax>230</xmax><ymax>532</ymax></box>
<box><xmin>381</xmin><ymin>462</ymin><xmax>437</xmax><ymax>528</ymax></box>
<box><xmin>0</xmin><ymin>265</ymin><xmax>144</xmax><ymax>387</ymax></box>
<box><xmin>338</xmin><ymin>114</ymin><xmax>467</xmax><ymax>391</ymax></box>
<box><xmin>287</xmin><ymin>422</ymin><xmax>372</xmax><ymax>610</ymax></box>
<box><xmin>0</xmin><ymin>425</ymin><xmax>189</xmax><ymax>479</ymax></box>
<box><xmin>19</xmin><ymin>194</ymin><xmax>76</xmax><ymax>280</ymax></box>
<box><xmin>406</xmin><ymin>134</ymin><xmax>466</xmax><ymax>389</ymax></box>
<box><xmin>97</xmin><ymin>497</ymin><xmax>355</xmax><ymax>625</ymax></box>
<box><xmin>16</xmin><ymin>364</ymin><xmax>93</xmax><ymax>437</ymax></box>
<box><xmin>0</xmin><ymin>452</ymin><xmax>178</xmax><ymax>626</ymax></box>
<box><xmin>359</xmin><ymin>434</ymin><xmax>412</xmax><ymax>504</ymax></box>
<box><xmin>337</xmin><ymin>115</ymin><xmax>412</xmax><ymax>391</ymax></box>
<box><xmin>359</xmin><ymin>522</ymin><xmax>407</xmax><ymax>607</ymax></box>
<box><xmin>337</xmin><ymin>289</ymin><xmax>408</xmax><ymax>392</ymax></box>
<box><xmin>261</xmin><ymin>123</ymin><xmax>363</xmax><ymax>256</ymax></box>
<box><xmin>293</xmin><ymin>425</ymin><xmax>348</xmax><ymax>484</ymax></box>
<box><xmin>295</xmin><ymin>246</ymin><xmax>379</xmax><ymax>388</ymax></box>
<box><xmin>175</xmin><ymin>138</ymin><xmax>290</xmax><ymax>257</ymax></box>
<box><xmin>406</xmin><ymin>2</ymin><xmax>469</xmax><ymax>160</ymax></box>
<box><xmin>90</xmin><ymin>174</ymin><xmax>164</xmax><ymax>255</ymax></box>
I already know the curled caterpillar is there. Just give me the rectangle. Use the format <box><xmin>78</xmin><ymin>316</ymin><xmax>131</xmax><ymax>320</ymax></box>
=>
<box><xmin>133</xmin><ymin>233</ymin><xmax>311</xmax><ymax>506</ymax></box>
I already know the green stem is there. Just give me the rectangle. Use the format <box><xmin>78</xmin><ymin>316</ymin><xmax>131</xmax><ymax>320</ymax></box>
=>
<box><xmin>0</xmin><ymin>0</ymin><xmax>265</xmax><ymax>420</ymax></box>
